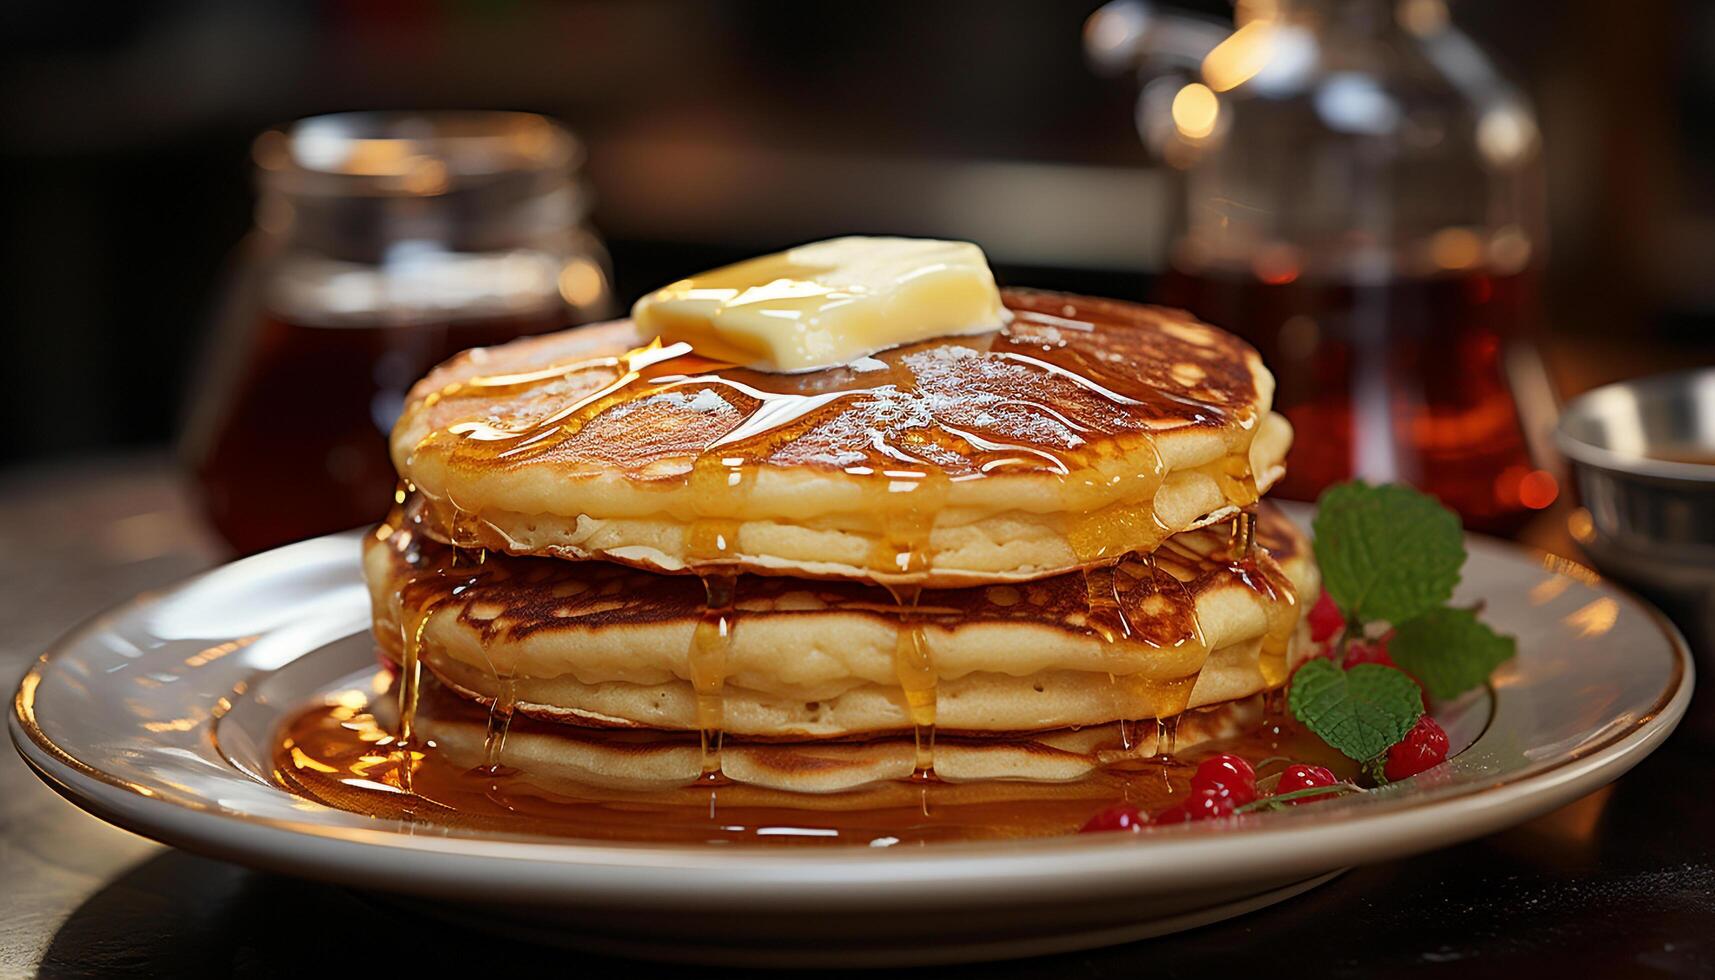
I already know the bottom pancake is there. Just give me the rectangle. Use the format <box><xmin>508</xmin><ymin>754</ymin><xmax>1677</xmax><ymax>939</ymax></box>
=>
<box><xmin>364</xmin><ymin>504</ymin><xmax>1318</xmax><ymax>738</ymax></box>
<box><xmin>274</xmin><ymin>673</ymin><xmax>1355</xmax><ymax>843</ymax></box>
<box><xmin>388</xmin><ymin>673</ymin><xmax>1270</xmax><ymax>793</ymax></box>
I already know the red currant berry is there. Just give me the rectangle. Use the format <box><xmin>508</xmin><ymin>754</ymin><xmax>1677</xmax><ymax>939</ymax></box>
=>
<box><xmin>1155</xmin><ymin>787</ymin><xmax>1237</xmax><ymax>823</ymax></box>
<box><xmin>1080</xmin><ymin>803</ymin><xmax>1147</xmax><ymax>833</ymax></box>
<box><xmin>1308</xmin><ymin>591</ymin><xmax>1343</xmax><ymax>643</ymax></box>
<box><xmin>1343</xmin><ymin>638</ymin><xmax>1395</xmax><ymax>669</ymax></box>
<box><xmin>1384</xmin><ymin>716</ymin><xmax>1450</xmax><ymax>781</ymax></box>
<box><xmin>1191</xmin><ymin>753</ymin><xmax>1258</xmax><ymax>805</ymax></box>
<box><xmin>1273</xmin><ymin>763</ymin><xmax>1339</xmax><ymax>804</ymax></box>
<box><xmin>1153</xmin><ymin>804</ymin><xmax>1191</xmax><ymax>824</ymax></box>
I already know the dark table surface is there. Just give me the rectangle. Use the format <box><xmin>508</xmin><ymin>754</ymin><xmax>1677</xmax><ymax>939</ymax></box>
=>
<box><xmin>3</xmin><ymin>455</ymin><xmax>1713</xmax><ymax>979</ymax></box>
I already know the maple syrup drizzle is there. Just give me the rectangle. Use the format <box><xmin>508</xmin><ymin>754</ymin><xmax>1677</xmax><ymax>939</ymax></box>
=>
<box><xmin>384</xmin><ymin>293</ymin><xmax>1287</xmax><ymax>786</ymax></box>
<box><xmin>394</xmin><ymin>602</ymin><xmax>433</xmax><ymax>748</ymax></box>
<box><xmin>1070</xmin><ymin>512</ymin><xmax>1292</xmax><ymax>758</ymax></box>
<box><xmin>1081</xmin><ymin>561</ymin><xmax>1140</xmax><ymax>751</ymax></box>
<box><xmin>352</xmin><ymin>502</ymin><xmax>1307</xmax><ymax>844</ymax></box>
<box><xmin>384</xmin><ymin>495</ymin><xmax>1291</xmax><ymax>779</ymax></box>
<box><xmin>381</xmin><ymin>488</ymin><xmax>500</xmax><ymax>779</ymax></box>
<box><xmin>482</xmin><ymin>677</ymin><xmax>517</xmax><ymax>771</ymax></box>
<box><xmin>690</xmin><ymin>573</ymin><xmax>736</xmax><ymax>778</ymax></box>
<box><xmin>397</xmin><ymin>292</ymin><xmax>1269</xmax><ymax>574</ymax></box>
<box><xmin>872</xmin><ymin>468</ymin><xmax>949</xmax><ymax>775</ymax></box>
<box><xmin>412</xmin><ymin>338</ymin><xmax>686</xmax><ymax>449</ymax></box>
<box><xmin>681</xmin><ymin>438</ymin><xmax>762</xmax><ymax>779</ymax></box>
<box><xmin>271</xmin><ymin>682</ymin><xmax>1356</xmax><ymax>845</ymax></box>
<box><xmin>1229</xmin><ymin>511</ymin><xmax>1300</xmax><ymax>688</ymax></box>
<box><xmin>1062</xmin><ymin>439</ymin><xmax>1171</xmax><ymax>566</ymax></box>
<box><xmin>1217</xmin><ymin>447</ymin><xmax>1263</xmax><ymax>514</ymax></box>
<box><xmin>1064</xmin><ymin>432</ymin><xmax>1222</xmax><ymax>758</ymax></box>
<box><xmin>887</xmin><ymin>581</ymin><xmax>938</xmax><ymax>775</ymax></box>
<box><xmin>416</xmin><ymin>307</ymin><xmax>1252</xmax><ymax>474</ymax></box>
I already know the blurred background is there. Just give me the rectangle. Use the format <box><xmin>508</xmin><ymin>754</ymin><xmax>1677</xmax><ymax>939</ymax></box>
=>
<box><xmin>11</xmin><ymin>6</ymin><xmax>1715</xmax><ymax>970</ymax></box>
<box><xmin>2</xmin><ymin>0</ymin><xmax>1714</xmax><ymax>554</ymax></box>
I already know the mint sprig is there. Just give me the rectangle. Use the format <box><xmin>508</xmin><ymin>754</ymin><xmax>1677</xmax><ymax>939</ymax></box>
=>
<box><xmin>1311</xmin><ymin>481</ymin><xmax>1463</xmax><ymax>625</ymax></box>
<box><xmin>1237</xmin><ymin>781</ymin><xmax>1363</xmax><ymax>812</ymax></box>
<box><xmin>1287</xmin><ymin>660</ymin><xmax>1424</xmax><ymax>761</ymax></box>
<box><xmin>1290</xmin><ymin>481</ymin><xmax>1516</xmax><ymax>767</ymax></box>
<box><xmin>1389</xmin><ymin>607</ymin><xmax>1516</xmax><ymax>701</ymax></box>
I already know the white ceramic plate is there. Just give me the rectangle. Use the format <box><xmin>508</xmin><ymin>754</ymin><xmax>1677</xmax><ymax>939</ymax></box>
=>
<box><xmin>9</xmin><ymin>520</ymin><xmax>1693</xmax><ymax>966</ymax></box>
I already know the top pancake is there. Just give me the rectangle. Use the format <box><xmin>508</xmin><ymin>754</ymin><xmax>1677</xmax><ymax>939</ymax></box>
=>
<box><xmin>392</xmin><ymin>289</ymin><xmax>1285</xmax><ymax>586</ymax></box>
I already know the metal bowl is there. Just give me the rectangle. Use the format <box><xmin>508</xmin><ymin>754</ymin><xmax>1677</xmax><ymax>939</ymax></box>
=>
<box><xmin>1558</xmin><ymin>368</ymin><xmax>1715</xmax><ymax>656</ymax></box>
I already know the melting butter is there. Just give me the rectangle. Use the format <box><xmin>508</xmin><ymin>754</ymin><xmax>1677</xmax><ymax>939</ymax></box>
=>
<box><xmin>632</xmin><ymin>236</ymin><xmax>1008</xmax><ymax>373</ymax></box>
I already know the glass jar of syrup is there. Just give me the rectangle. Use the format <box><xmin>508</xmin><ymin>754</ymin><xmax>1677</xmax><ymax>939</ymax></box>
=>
<box><xmin>1088</xmin><ymin>0</ymin><xmax>1555</xmax><ymax>532</ymax></box>
<box><xmin>184</xmin><ymin>112</ymin><xmax>612</xmax><ymax>554</ymax></box>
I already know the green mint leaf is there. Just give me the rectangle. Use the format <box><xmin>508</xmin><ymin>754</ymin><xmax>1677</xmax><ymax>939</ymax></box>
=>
<box><xmin>1389</xmin><ymin>606</ymin><xmax>1516</xmax><ymax>701</ymax></box>
<box><xmin>1288</xmin><ymin>660</ymin><xmax>1424</xmax><ymax>762</ymax></box>
<box><xmin>1312</xmin><ymin>481</ymin><xmax>1464</xmax><ymax>625</ymax></box>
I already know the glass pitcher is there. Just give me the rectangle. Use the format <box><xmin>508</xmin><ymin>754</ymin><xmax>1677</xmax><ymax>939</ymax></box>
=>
<box><xmin>1087</xmin><ymin>0</ymin><xmax>1556</xmax><ymax>532</ymax></box>
<box><xmin>183</xmin><ymin>112</ymin><xmax>613</xmax><ymax>554</ymax></box>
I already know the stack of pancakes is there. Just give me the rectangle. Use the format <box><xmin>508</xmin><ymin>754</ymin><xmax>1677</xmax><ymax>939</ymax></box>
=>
<box><xmin>366</xmin><ymin>289</ymin><xmax>1318</xmax><ymax>792</ymax></box>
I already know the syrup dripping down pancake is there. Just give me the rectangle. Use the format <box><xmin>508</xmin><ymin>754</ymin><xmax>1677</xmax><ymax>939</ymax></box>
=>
<box><xmin>391</xmin><ymin>289</ymin><xmax>1288</xmax><ymax>586</ymax></box>
<box><xmin>360</xmin><ymin>676</ymin><xmax>1276</xmax><ymax>796</ymax></box>
<box><xmin>275</xmin><ymin>678</ymin><xmax>1353</xmax><ymax>838</ymax></box>
<box><xmin>364</xmin><ymin>504</ymin><xmax>1318</xmax><ymax>740</ymax></box>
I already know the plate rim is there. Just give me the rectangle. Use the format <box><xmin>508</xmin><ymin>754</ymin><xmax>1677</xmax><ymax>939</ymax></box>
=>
<box><xmin>8</xmin><ymin>527</ymin><xmax>1696</xmax><ymax>903</ymax></box>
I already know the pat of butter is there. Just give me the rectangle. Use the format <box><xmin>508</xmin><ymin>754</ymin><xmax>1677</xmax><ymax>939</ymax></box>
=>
<box><xmin>632</xmin><ymin>236</ymin><xmax>1008</xmax><ymax>373</ymax></box>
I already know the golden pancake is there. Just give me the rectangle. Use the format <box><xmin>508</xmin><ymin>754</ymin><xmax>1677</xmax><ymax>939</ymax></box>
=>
<box><xmin>369</xmin><ymin>676</ymin><xmax>1273</xmax><ymax>794</ymax></box>
<box><xmin>364</xmin><ymin>504</ymin><xmax>1317</xmax><ymax>740</ymax></box>
<box><xmin>277</xmin><ymin>677</ymin><xmax>1353</xmax><ymax>841</ymax></box>
<box><xmin>391</xmin><ymin>289</ymin><xmax>1288</xmax><ymax>586</ymax></box>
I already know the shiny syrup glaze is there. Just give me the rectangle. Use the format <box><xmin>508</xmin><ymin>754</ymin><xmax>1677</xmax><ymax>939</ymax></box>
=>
<box><xmin>377</xmin><ymin>290</ymin><xmax>1282</xmax><ymax>784</ymax></box>
<box><xmin>1158</xmin><ymin>266</ymin><xmax>1541</xmax><ymax>532</ymax></box>
<box><xmin>399</xmin><ymin>290</ymin><xmax>1264</xmax><ymax>484</ymax></box>
<box><xmin>273</xmin><ymin>683</ymin><xmax>1352</xmax><ymax>846</ymax></box>
<box><xmin>372</xmin><ymin>500</ymin><xmax>1301</xmax><ymax>789</ymax></box>
<box><xmin>380</xmin><ymin>503</ymin><xmax>1304</xmax><ymax>643</ymax></box>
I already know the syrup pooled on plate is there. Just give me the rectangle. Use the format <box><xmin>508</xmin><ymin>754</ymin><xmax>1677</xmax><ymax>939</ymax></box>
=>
<box><xmin>272</xmin><ymin>683</ymin><xmax>1353</xmax><ymax>846</ymax></box>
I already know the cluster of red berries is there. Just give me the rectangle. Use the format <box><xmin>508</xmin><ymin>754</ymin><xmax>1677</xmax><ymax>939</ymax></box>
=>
<box><xmin>1308</xmin><ymin>591</ymin><xmax>1398</xmax><ymax>671</ymax></box>
<box><xmin>1309</xmin><ymin>590</ymin><xmax>1448</xmax><ymax>774</ymax></box>
<box><xmin>1307</xmin><ymin>590</ymin><xmax>1344</xmax><ymax>644</ymax></box>
<box><xmin>1079</xmin><ymin>754</ymin><xmax>1340</xmax><ymax>833</ymax></box>
<box><xmin>1081</xmin><ymin>589</ymin><xmax>1460</xmax><ymax>835</ymax></box>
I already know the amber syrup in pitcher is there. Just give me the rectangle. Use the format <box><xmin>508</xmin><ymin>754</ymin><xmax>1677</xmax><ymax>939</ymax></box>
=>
<box><xmin>1158</xmin><ymin>264</ymin><xmax>1548</xmax><ymax>533</ymax></box>
<box><xmin>188</xmin><ymin>111</ymin><xmax>609</xmax><ymax>554</ymax></box>
<box><xmin>191</xmin><ymin>307</ymin><xmax>568</xmax><ymax>555</ymax></box>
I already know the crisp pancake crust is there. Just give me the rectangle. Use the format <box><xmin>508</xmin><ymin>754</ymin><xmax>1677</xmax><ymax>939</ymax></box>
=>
<box><xmin>391</xmin><ymin>290</ymin><xmax>1286</xmax><ymax>585</ymax></box>
<box><xmin>365</xmin><ymin>505</ymin><xmax>1319</xmax><ymax>738</ymax></box>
